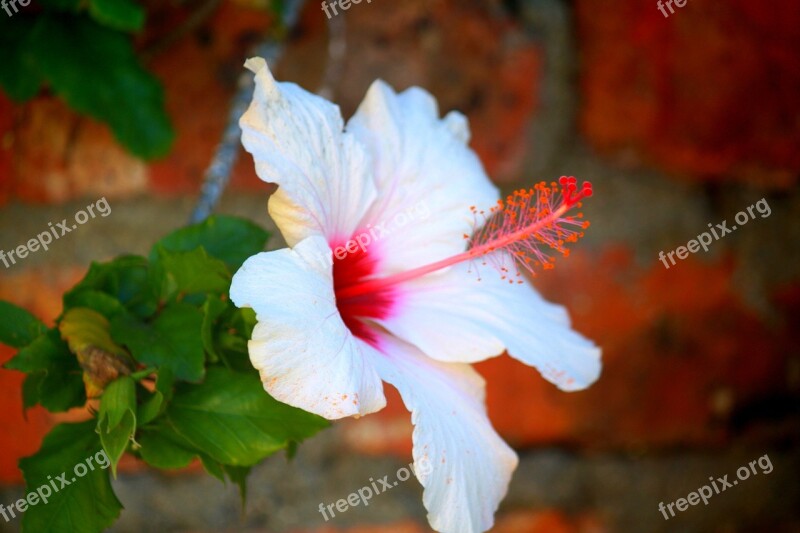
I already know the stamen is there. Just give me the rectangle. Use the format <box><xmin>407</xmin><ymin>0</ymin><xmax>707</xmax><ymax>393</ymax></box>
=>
<box><xmin>335</xmin><ymin>176</ymin><xmax>592</xmax><ymax>299</ymax></box>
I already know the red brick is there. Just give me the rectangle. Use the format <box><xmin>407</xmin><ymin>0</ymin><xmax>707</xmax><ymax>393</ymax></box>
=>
<box><xmin>493</xmin><ymin>510</ymin><xmax>590</xmax><ymax>533</ymax></box>
<box><xmin>0</xmin><ymin>94</ymin><xmax>13</xmax><ymax>207</ymax></box>
<box><xmin>280</xmin><ymin>0</ymin><xmax>541</xmax><ymax>183</ymax></box>
<box><xmin>576</xmin><ymin>0</ymin><xmax>800</xmax><ymax>186</ymax></box>
<box><xmin>5</xmin><ymin>2</ymin><xmax>541</xmax><ymax>203</ymax></box>
<box><xmin>147</xmin><ymin>2</ymin><xmax>274</xmax><ymax>195</ymax></box>
<box><xmin>9</xmin><ymin>98</ymin><xmax>147</xmax><ymax>204</ymax></box>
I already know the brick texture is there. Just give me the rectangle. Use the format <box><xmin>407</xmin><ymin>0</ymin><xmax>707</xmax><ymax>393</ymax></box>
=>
<box><xmin>576</xmin><ymin>0</ymin><xmax>800</xmax><ymax>187</ymax></box>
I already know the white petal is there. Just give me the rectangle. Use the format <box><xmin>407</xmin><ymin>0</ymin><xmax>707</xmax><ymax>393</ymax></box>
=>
<box><xmin>346</xmin><ymin>81</ymin><xmax>500</xmax><ymax>274</ymax></box>
<box><xmin>365</xmin><ymin>334</ymin><xmax>517</xmax><ymax>533</ymax></box>
<box><xmin>229</xmin><ymin>236</ymin><xmax>385</xmax><ymax>419</ymax></box>
<box><xmin>240</xmin><ymin>58</ymin><xmax>377</xmax><ymax>246</ymax></box>
<box><xmin>379</xmin><ymin>253</ymin><xmax>601</xmax><ymax>391</ymax></box>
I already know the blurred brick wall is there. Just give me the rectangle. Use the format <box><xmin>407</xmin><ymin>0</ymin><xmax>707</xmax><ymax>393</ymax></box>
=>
<box><xmin>576</xmin><ymin>0</ymin><xmax>800</xmax><ymax>187</ymax></box>
<box><xmin>1</xmin><ymin>3</ymin><xmax>798</xmax><ymax>523</ymax></box>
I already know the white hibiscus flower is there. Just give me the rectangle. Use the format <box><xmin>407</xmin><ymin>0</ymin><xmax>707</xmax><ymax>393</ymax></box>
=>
<box><xmin>229</xmin><ymin>57</ymin><xmax>601</xmax><ymax>533</ymax></box>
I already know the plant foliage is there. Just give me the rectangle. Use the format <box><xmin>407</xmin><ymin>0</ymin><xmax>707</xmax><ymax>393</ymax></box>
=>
<box><xmin>1</xmin><ymin>215</ymin><xmax>329</xmax><ymax>533</ymax></box>
<box><xmin>0</xmin><ymin>0</ymin><xmax>172</xmax><ymax>158</ymax></box>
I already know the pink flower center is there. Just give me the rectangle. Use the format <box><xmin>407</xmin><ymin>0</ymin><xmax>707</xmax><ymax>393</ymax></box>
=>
<box><xmin>332</xmin><ymin>238</ymin><xmax>395</xmax><ymax>345</ymax></box>
<box><xmin>332</xmin><ymin>178</ymin><xmax>593</xmax><ymax>343</ymax></box>
<box><xmin>336</xmin><ymin>177</ymin><xmax>593</xmax><ymax>300</ymax></box>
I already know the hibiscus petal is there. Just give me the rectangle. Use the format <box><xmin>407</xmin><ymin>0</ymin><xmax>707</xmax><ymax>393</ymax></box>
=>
<box><xmin>346</xmin><ymin>81</ymin><xmax>500</xmax><ymax>274</ymax></box>
<box><xmin>230</xmin><ymin>236</ymin><xmax>385</xmax><ymax>419</ymax></box>
<box><xmin>240</xmin><ymin>58</ymin><xmax>377</xmax><ymax>246</ymax></box>
<box><xmin>365</xmin><ymin>333</ymin><xmax>518</xmax><ymax>533</ymax></box>
<box><xmin>378</xmin><ymin>253</ymin><xmax>601</xmax><ymax>391</ymax></box>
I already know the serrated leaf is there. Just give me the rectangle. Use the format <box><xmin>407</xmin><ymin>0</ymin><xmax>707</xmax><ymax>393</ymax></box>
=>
<box><xmin>137</xmin><ymin>390</ymin><xmax>162</xmax><ymax>426</ymax></box>
<box><xmin>223</xmin><ymin>464</ymin><xmax>251</xmax><ymax>505</ymax></box>
<box><xmin>136</xmin><ymin>427</ymin><xmax>196</xmax><ymax>470</ymax></box>
<box><xmin>201</xmin><ymin>296</ymin><xmax>228</xmax><ymax>364</ymax></box>
<box><xmin>216</xmin><ymin>307</ymin><xmax>257</xmax><ymax>372</ymax></box>
<box><xmin>198</xmin><ymin>453</ymin><xmax>225</xmax><ymax>481</ymax></box>
<box><xmin>60</xmin><ymin>308</ymin><xmax>130</xmax><ymax>358</ymax></box>
<box><xmin>22</xmin><ymin>373</ymin><xmax>46</xmax><ymax>410</ymax></box>
<box><xmin>5</xmin><ymin>330</ymin><xmax>63</xmax><ymax>373</ymax></box>
<box><xmin>0</xmin><ymin>300</ymin><xmax>46</xmax><ymax>348</ymax></box>
<box><xmin>99</xmin><ymin>376</ymin><xmax>136</xmax><ymax>431</ymax></box>
<box><xmin>67</xmin><ymin>255</ymin><xmax>158</xmax><ymax>318</ymax></box>
<box><xmin>63</xmin><ymin>289</ymin><xmax>126</xmax><ymax>318</ymax></box>
<box><xmin>151</xmin><ymin>216</ymin><xmax>269</xmax><ymax>270</ymax></box>
<box><xmin>29</xmin><ymin>15</ymin><xmax>174</xmax><ymax>159</ymax></box>
<box><xmin>137</xmin><ymin>368</ymin><xmax>174</xmax><ymax>425</ymax></box>
<box><xmin>89</xmin><ymin>0</ymin><xmax>145</xmax><ymax>32</ymax></box>
<box><xmin>154</xmin><ymin>246</ymin><xmax>231</xmax><ymax>297</ymax></box>
<box><xmin>97</xmin><ymin>376</ymin><xmax>136</xmax><ymax>477</ymax></box>
<box><xmin>5</xmin><ymin>330</ymin><xmax>86</xmax><ymax>412</ymax></box>
<box><xmin>110</xmin><ymin>304</ymin><xmax>205</xmax><ymax>382</ymax></box>
<box><xmin>59</xmin><ymin>308</ymin><xmax>134</xmax><ymax>397</ymax></box>
<box><xmin>165</xmin><ymin>367</ymin><xmax>328</xmax><ymax>466</ymax></box>
<box><xmin>100</xmin><ymin>410</ymin><xmax>135</xmax><ymax>479</ymax></box>
<box><xmin>20</xmin><ymin>421</ymin><xmax>121</xmax><ymax>533</ymax></box>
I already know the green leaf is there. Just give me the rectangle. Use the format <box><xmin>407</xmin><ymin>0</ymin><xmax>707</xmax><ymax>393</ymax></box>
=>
<box><xmin>22</xmin><ymin>373</ymin><xmax>46</xmax><ymax>410</ymax></box>
<box><xmin>0</xmin><ymin>17</ymin><xmax>42</xmax><ymax>101</ymax></box>
<box><xmin>154</xmin><ymin>246</ymin><xmax>231</xmax><ymax>297</ymax></box>
<box><xmin>59</xmin><ymin>308</ymin><xmax>130</xmax><ymax>359</ymax></box>
<box><xmin>136</xmin><ymin>427</ymin><xmax>196</xmax><ymax>470</ymax></box>
<box><xmin>59</xmin><ymin>308</ymin><xmax>134</xmax><ymax>397</ymax></box>
<box><xmin>137</xmin><ymin>368</ymin><xmax>174</xmax><ymax>425</ymax></box>
<box><xmin>223</xmin><ymin>464</ymin><xmax>251</xmax><ymax>505</ymax></box>
<box><xmin>100</xmin><ymin>411</ymin><xmax>135</xmax><ymax>479</ymax></box>
<box><xmin>5</xmin><ymin>331</ymin><xmax>62</xmax><ymax>373</ymax></box>
<box><xmin>29</xmin><ymin>15</ymin><xmax>174</xmax><ymax>159</ymax></box>
<box><xmin>137</xmin><ymin>390</ymin><xmax>162</xmax><ymax>426</ymax></box>
<box><xmin>0</xmin><ymin>300</ymin><xmax>46</xmax><ymax>348</ymax></box>
<box><xmin>89</xmin><ymin>0</ymin><xmax>145</xmax><ymax>32</ymax></box>
<box><xmin>97</xmin><ymin>376</ymin><xmax>136</xmax><ymax>477</ymax></box>
<box><xmin>199</xmin><ymin>453</ymin><xmax>226</xmax><ymax>481</ymax></box>
<box><xmin>215</xmin><ymin>307</ymin><xmax>257</xmax><ymax>372</ymax></box>
<box><xmin>20</xmin><ymin>421</ymin><xmax>122</xmax><ymax>533</ymax></box>
<box><xmin>99</xmin><ymin>376</ymin><xmax>136</xmax><ymax>431</ymax></box>
<box><xmin>201</xmin><ymin>296</ymin><xmax>228</xmax><ymax>364</ymax></box>
<box><xmin>151</xmin><ymin>216</ymin><xmax>270</xmax><ymax>270</ymax></box>
<box><xmin>5</xmin><ymin>330</ymin><xmax>86</xmax><ymax>412</ymax></box>
<box><xmin>165</xmin><ymin>367</ymin><xmax>328</xmax><ymax>467</ymax></box>
<box><xmin>63</xmin><ymin>290</ymin><xmax>126</xmax><ymax>318</ymax></box>
<box><xmin>111</xmin><ymin>304</ymin><xmax>205</xmax><ymax>382</ymax></box>
<box><xmin>285</xmin><ymin>440</ymin><xmax>298</xmax><ymax>460</ymax></box>
<box><xmin>67</xmin><ymin>256</ymin><xmax>158</xmax><ymax>318</ymax></box>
